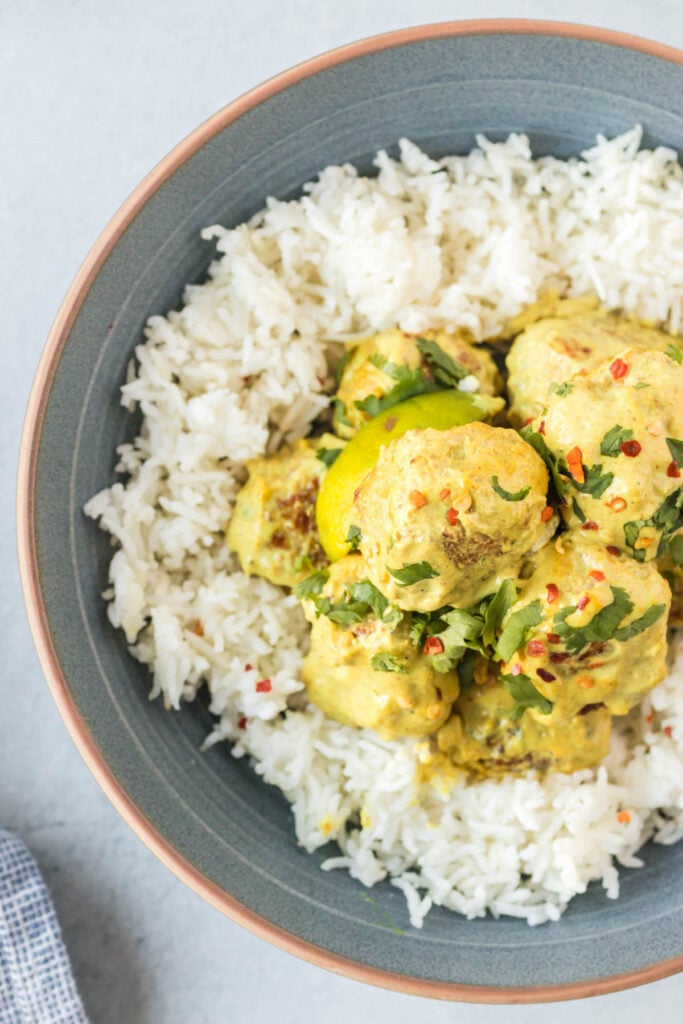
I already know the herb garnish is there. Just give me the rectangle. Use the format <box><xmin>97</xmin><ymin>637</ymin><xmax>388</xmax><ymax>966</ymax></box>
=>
<box><xmin>573</xmin><ymin>463</ymin><xmax>614</xmax><ymax>499</ymax></box>
<box><xmin>370</xmin><ymin>652</ymin><xmax>408</xmax><ymax>673</ymax></box>
<box><xmin>571</xmin><ymin>496</ymin><xmax>587</xmax><ymax>523</ymax></box>
<box><xmin>666</xmin><ymin>343</ymin><xmax>683</xmax><ymax>365</ymax></box>
<box><xmin>519</xmin><ymin>426</ymin><xmax>568</xmax><ymax>499</ymax></box>
<box><xmin>491</xmin><ymin>476</ymin><xmax>531</xmax><ymax>502</ymax></box>
<box><xmin>549</xmin><ymin>381</ymin><xmax>574</xmax><ymax>397</ymax></box>
<box><xmin>613</xmin><ymin>604</ymin><xmax>666</xmax><ymax>641</ymax></box>
<box><xmin>481</xmin><ymin>579</ymin><xmax>517</xmax><ymax>647</ymax></box>
<box><xmin>624</xmin><ymin>487</ymin><xmax>683</xmax><ymax>560</ymax></box>
<box><xmin>333</xmin><ymin>398</ymin><xmax>352</xmax><ymax>428</ymax></box>
<box><xmin>415</xmin><ymin>337</ymin><xmax>470</xmax><ymax>385</ymax></box>
<box><xmin>335</xmin><ymin>348</ymin><xmax>354</xmax><ymax>386</ymax></box>
<box><xmin>666</xmin><ymin>438</ymin><xmax>683</xmax><ymax>467</ymax></box>
<box><xmin>345</xmin><ymin>524</ymin><xmax>362</xmax><ymax>551</ymax></box>
<box><xmin>552</xmin><ymin>586</ymin><xmax>638</xmax><ymax>654</ymax></box>
<box><xmin>500</xmin><ymin>672</ymin><xmax>553</xmax><ymax>717</ymax></box>
<box><xmin>387</xmin><ymin>561</ymin><xmax>440</xmax><ymax>586</ymax></box>
<box><xmin>494</xmin><ymin>600</ymin><xmax>545</xmax><ymax>662</ymax></box>
<box><xmin>316</xmin><ymin>446</ymin><xmax>343</xmax><ymax>468</ymax></box>
<box><xmin>600</xmin><ymin>425</ymin><xmax>634</xmax><ymax>458</ymax></box>
<box><xmin>354</xmin><ymin>354</ymin><xmax>438</xmax><ymax>418</ymax></box>
<box><xmin>457</xmin><ymin>649</ymin><xmax>477</xmax><ymax>693</ymax></box>
<box><xmin>292</xmin><ymin>570</ymin><xmax>330</xmax><ymax>600</ymax></box>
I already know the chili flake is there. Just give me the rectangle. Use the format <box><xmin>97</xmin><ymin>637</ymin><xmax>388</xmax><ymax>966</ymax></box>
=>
<box><xmin>439</xmin><ymin>487</ymin><xmax>451</xmax><ymax>501</ymax></box>
<box><xmin>541</xmin><ymin>505</ymin><xmax>554</xmax><ymax>522</ymax></box>
<box><xmin>589</xmin><ymin>570</ymin><xmax>606</xmax><ymax>582</ymax></box>
<box><xmin>667</xmin><ymin>460</ymin><xmax>681</xmax><ymax>478</ymax></box>
<box><xmin>550</xmin><ymin>652</ymin><xmax>570</xmax><ymax>664</ymax></box>
<box><xmin>646</xmin><ymin>711</ymin><xmax>655</xmax><ymax>724</ymax></box>
<box><xmin>244</xmin><ymin>664</ymin><xmax>253</xmax><ymax>671</ymax></box>
<box><xmin>609</xmin><ymin>358</ymin><xmax>629</xmax><ymax>380</ymax></box>
<box><xmin>546</xmin><ymin>632</ymin><xmax>562</xmax><ymax>644</ymax></box>
<box><xmin>621</xmin><ymin>440</ymin><xmax>642</xmax><ymax>457</ymax></box>
<box><xmin>577</xmin><ymin>675</ymin><xmax>595</xmax><ymax>689</ymax></box>
<box><xmin>606</xmin><ymin>496</ymin><xmax>627</xmax><ymax>512</ymax></box>
<box><xmin>256</xmin><ymin>678</ymin><xmax>272</xmax><ymax>693</ymax></box>
<box><xmin>581</xmin><ymin>521</ymin><xmax>599</xmax><ymax>531</ymax></box>
<box><xmin>546</xmin><ymin>583</ymin><xmax>559</xmax><ymax>604</ymax></box>
<box><xmin>617</xmin><ymin>810</ymin><xmax>631</xmax><ymax>824</ymax></box>
<box><xmin>536</xmin><ymin>668</ymin><xmax>556</xmax><ymax>682</ymax></box>
<box><xmin>664</xmin><ymin>725</ymin><xmax>674</xmax><ymax>738</ymax></box>
<box><xmin>194</xmin><ymin>621</ymin><xmax>204</xmax><ymax>637</ymax></box>
<box><xmin>527</xmin><ymin>640</ymin><xmax>546</xmax><ymax>657</ymax></box>
<box><xmin>446</xmin><ymin>507</ymin><xmax>459</xmax><ymax>525</ymax></box>
<box><xmin>566</xmin><ymin>446</ymin><xmax>585</xmax><ymax>483</ymax></box>
<box><xmin>577</xmin><ymin>596</ymin><xmax>589</xmax><ymax>610</ymax></box>
<box><xmin>423</xmin><ymin>636</ymin><xmax>445</xmax><ymax>656</ymax></box>
<box><xmin>237</xmin><ymin>716</ymin><xmax>248</xmax><ymax>730</ymax></box>
<box><xmin>409</xmin><ymin>490</ymin><xmax>427</xmax><ymax>508</ymax></box>
<box><xmin>606</xmin><ymin>545</ymin><xmax>621</xmax><ymax>555</ymax></box>
<box><xmin>539</xmin><ymin>420</ymin><xmax>546</xmax><ymax>435</ymax></box>
<box><xmin>523</xmin><ymin>417</ymin><xmax>534</xmax><ymax>427</ymax></box>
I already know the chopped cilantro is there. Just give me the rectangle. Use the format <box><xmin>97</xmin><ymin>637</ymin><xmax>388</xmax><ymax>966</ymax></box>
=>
<box><xmin>625</xmin><ymin>488</ymin><xmax>683</xmax><ymax>560</ymax></box>
<box><xmin>333</xmin><ymin>397</ymin><xmax>352</xmax><ymax>428</ymax></box>
<box><xmin>457</xmin><ymin>649</ymin><xmax>477</xmax><ymax>693</ymax></box>
<box><xmin>347</xmin><ymin>579</ymin><xmax>388</xmax><ymax>618</ymax></box>
<box><xmin>293</xmin><ymin>553</ymin><xmax>314</xmax><ymax>574</ymax></box>
<box><xmin>553</xmin><ymin>586</ymin><xmax>634</xmax><ymax>654</ymax></box>
<box><xmin>600</xmin><ymin>425</ymin><xmax>634</xmax><ymax>458</ymax></box>
<box><xmin>613</xmin><ymin>604</ymin><xmax>666</xmax><ymax>641</ymax></box>
<box><xmin>428</xmin><ymin>608</ymin><xmax>485</xmax><ymax>673</ymax></box>
<box><xmin>666</xmin><ymin>438</ymin><xmax>683</xmax><ymax>467</ymax></box>
<box><xmin>500</xmin><ymin>672</ymin><xmax>553</xmax><ymax>717</ymax></box>
<box><xmin>491</xmin><ymin>476</ymin><xmax>531</xmax><ymax>502</ymax></box>
<box><xmin>316</xmin><ymin>446</ymin><xmax>343</xmax><ymax>468</ymax></box>
<box><xmin>335</xmin><ymin>347</ymin><xmax>354</xmax><ymax>386</ymax></box>
<box><xmin>549</xmin><ymin>381</ymin><xmax>574</xmax><ymax>397</ymax></box>
<box><xmin>370</xmin><ymin>652</ymin><xmax>408</xmax><ymax>673</ymax></box>
<box><xmin>345</xmin><ymin>524</ymin><xmax>362</xmax><ymax>551</ymax></box>
<box><xmin>482</xmin><ymin>579</ymin><xmax>517</xmax><ymax>648</ymax></box>
<box><xmin>573</xmin><ymin>463</ymin><xmax>614</xmax><ymax>499</ymax></box>
<box><xmin>666</xmin><ymin>343</ymin><xmax>683</xmax><ymax>365</ymax></box>
<box><xmin>354</xmin><ymin>353</ymin><xmax>438</xmax><ymax>418</ymax></box>
<box><xmin>520</xmin><ymin>426</ymin><xmax>568</xmax><ymax>499</ymax></box>
<box><xmin>494</xmin><ymin>600</ymin><xmax>544</xmax><ymax>662</ymax></box>
<box><xmin>292</xmin><ymin>570</ymin><xmax>329</xmax><ymax>600</ymax></box>
<box><xmin>670</xmin><ymin>534</ymin><xmax>683</xmax><ymax>566</ymax></box>
<box><xmin>571</xmin><ymin>496</ymin><xmax>587</xmax><ymax>523</ymax></box>
<box><xmin>387</xmin><ymin>561</ymin><xmax>440</xmax><ymax>587</ymax></box>
<box><xmin>415</xmin><ymin>337</ymin><xmax>470</xmax><ymax>385</ymax></box>
<box><xmin>633</xmin><ymin>381</ymin><xmax>651</xmax><ymax>390</ymax></box>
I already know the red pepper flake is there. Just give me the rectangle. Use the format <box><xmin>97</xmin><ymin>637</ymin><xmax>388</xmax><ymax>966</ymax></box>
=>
<box><xmin>577</xmin><ymin>675</ymin><xmax>595</xmax><ymax>689</ymax></box>
<box><xmin>587</xmin><ymin>661</ymin><xmax>605</xmax><ymax>669</ymax></box>
<box><xmin>566</xmin><ymin>446</ymin><xmax>585</xmax><ymax>483</ymax></box>
<box><xmin>409</xmin><ymin>490</ymin><xmax>427</xmax><ymax>508</ymax></box>
<box><xmin>589</xmin><ymin>570</ymin><xmax>606</xmax><ymax>582</ymax></box>
<box><xmin>541</xmin><ymin>505</ymin><xmax>554</xmax><ymax>522</ymax></box>
<box><xmin>550</xmin><ymin>652</ymin><xmax>570</xmax><ymax>664</ymax></box>
<box><xmin>667</xmin><ymin>460</ymin><xmax>681</xmax><ymax>478</ymax></box>
<box><xmin>244</xmin><ymin>664</ymin><xmax>253</xmax><ymax>671</ymax></box>
<box><xmin>237</xmin><ymin>716</ymin><xmax>248</xmax><ymax>730</ymax></box>
<box><xmin>664</xmin><ymin>725</ymin><xmax>674</xmax><ymax>739</ymax></box>
<box><xmin>609</xmin><ymin>358</ymin><xmax>629</xmax><ymax>380</ymax></box>
<box><xmin>423</xmin><ymin>636</ymin><xmax>445</xmax><ymax>656</ymax></box>
<box><xmin>523</xmin><ymin>417</ymin><xmax>534</xmax><ymax>427</ymax></box>
<box><xmin>606</xmin><ymin>496</ymin><xmax>627</xmax><ymax>512</ymax></box>
<box><xmin>439</xmin><ymin>487</ymin><xmax>452</xmax><ymax>502</ymax></box>
<box><xmin>527</xmin><ymin>640</ymin><xmax>546</xmax><ymax>657</ymax></box>
<box><xmin>539</xmin><ymin>420</ymin><xmax>546</xmax><ymax>435</ymax></box>
<box><xmin>546</xmin><ymin>632</ymin><xmax>562</xmax><ymax>644</ymax></box>
<box><xmin>510</xmin><ymin>663</ymin><xmax>522</xmax><ymax>676</ymax></box>
<box><xmin>577</xmin><ymin>595</ymin><xmax>589</xmax><ymax>610</ymax></box>
<box><xmin>617</xmin><ymin>810</ymin><xmax>631</xmax><ymax>824</ymax></box>
<box><xmin>546</xmin><ymin>583</ymin><xmax>559</xmax><ymax>604</ymax></box>
<box><xmin>621</xmin><ymin>440</ymin><xmax>642</xmax><ymax>458</ymax></box>
<box><xmin>646</xmin><ymin>711</ymin><xmax>655</xmax><ymax>724</ymax></box>
<box><xmin>255</xmin><ymin>678</ymin><xmax>272</xmax><ymax>693</ymax></box>
<box><xmin>581</xmin><ymin>520</ymin><xmax>599</xmax><ymax>531</ymax></box>
<box><xmin>384</xmin><ymin>416</ymin><xmax>397</xmax><ymax>431</ymax></box>
<box><xmin>194</xmin><ymin>621</ymin><xmax>204</xmax><ymax>637</ymax></box>
<box><xmin>536</xmin><ymin>668</ymin><xmax>556</xmax><ymax>682</ymax></box>
<box><xmin>606</xmin><ymin>545</ymin><xmax>621</xmax><ymax>556</ymax></box>
<box><xmin>446</xmin><ymin>507</ymin><xmax>459</xmax><ymax>525</ymax></box>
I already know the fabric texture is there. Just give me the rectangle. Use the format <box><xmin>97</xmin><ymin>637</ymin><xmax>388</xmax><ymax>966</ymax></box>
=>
<box><xmin>0</xmin><ymin>830</ymin><xmax>88</xmax><ymax>1024</ymax></box>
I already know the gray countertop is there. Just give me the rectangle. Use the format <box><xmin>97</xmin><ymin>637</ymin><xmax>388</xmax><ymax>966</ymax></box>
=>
<box><xmin>3</xmin><ymin>1</ymin><xmax>683</xmax><ymax>1020</ymax></box>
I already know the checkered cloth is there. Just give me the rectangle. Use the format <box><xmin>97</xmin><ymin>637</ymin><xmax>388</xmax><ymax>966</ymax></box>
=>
<box><xmin>0</xmin><ymin>830</ymin><xmax>88</xmax><ymax>1023</ymax></box>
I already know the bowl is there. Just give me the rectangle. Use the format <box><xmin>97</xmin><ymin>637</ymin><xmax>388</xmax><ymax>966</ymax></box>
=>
<box><xmin>18</xmin><ymin>20</ymin><xmax>683</xmax><ymax>1002</ymax></box>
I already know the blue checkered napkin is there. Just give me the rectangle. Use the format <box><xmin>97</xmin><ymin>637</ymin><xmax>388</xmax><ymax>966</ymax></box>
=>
<box><xmin>0</xmin><ymin>830</ymin><xmax>88</xmax><ymax>1024</ymax></box>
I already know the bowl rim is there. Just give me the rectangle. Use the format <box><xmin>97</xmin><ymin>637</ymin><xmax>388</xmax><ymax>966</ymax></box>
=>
<box><xmin>17</xmin><ymin>18</ymin><xmax>683</xmax><ymax>1004</ymax></box>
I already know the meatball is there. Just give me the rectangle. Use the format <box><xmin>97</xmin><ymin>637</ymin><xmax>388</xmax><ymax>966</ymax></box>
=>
<box><xmin>354</xmin><ymin>422</ymin><xmax>551</xmax><ymax>612</ymax></box>
<box><xmin>300</xmin><ymin>557</ymin><xmax>459</xmax><ymax>738</ymax></box>
<box><xmin>495</xmin><ymin>533</ymin><xmax>670</xmax><ymax>725</ymax></box>
<box><xmin>227</xmin><ymin>433</ymin><xmax>343</xmax><ymax>587</ymax></box>
<box><xmin>506</xmin><ymin>309</ymin><xmax>679</xmax><ymax>426</ymax></box>
<box><xmin>526</xmin><ymin>347</ymin><xmax>683</xmax><ymax>560</ymax></box>
<box><xmin>333</xmin><ymin>328</ymin><xmax>500</xmax><ymax>438</ymax></box>
<box><xmin>437</xmin><ymin>655</ymin><xmax>611</xmax><ymax>776</ymax></box>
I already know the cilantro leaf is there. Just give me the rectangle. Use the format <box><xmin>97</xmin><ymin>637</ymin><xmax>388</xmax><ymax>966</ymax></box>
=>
<box><xmin>333</xmin><ymin>398</ymin><xmax>352</xmax><ymax>428</ymax></box>
<box><xmin>292</xmin><ymin>570</ymin><xmax>329</xmax><ymax>600</ymax></box>
<box><xmin>552</xmin><ymin>586</ymin><xmax>634</xmax><ymax>654</ymax></box>
<box><xmin>370</xmin><ymin>652</ymin><xmax>408</xmax><ymax>673</ymax></box>
<box><xmin>571</xmin><ymin>496</ymin><xmax>587</xmax><ymax>523</ymax></box>
<box><xmin>345</xmin><ymin>524</ymin><xmax>362</xmax><ymax>551</ymax></box>
<box><xmin>316</xmin><ymin>446</ymin><xmax>343</xmax><ymax>469</ymax></box>
<box><xmin>491</xmin><ymin>476</ymin><xmax>531</xmax><ymax>502</ymax></box>
<box><xmin>574</xmin><ymin>463</ymin><xmax>614</xmax><ymax>499</ymax></box>
<box><xmin>519</xmin><ymin>426</ymin><xmax>568</xmax><ymax>499</ymax></box>
<box><xmin>335</xmin><ymin>347</ymin><xmax>354</xmax><ymax>386</ymax></box>
<box><xmin>348</xmin><ymin>580</ymin><xmax>388</xmax><ymax>618</ymax></box>
<box><xmin>666</xmin><ymin>438</ymin><xmax>683</xmax><ymax>467</ymax></box>
<box><xmin>415</xmin><ymin>337</ymin><xmax>470</xmax><ymax>386</ymax></box>
<box><xmin>670</xmin><ymin>534</ymin><xmax>683</xmax><ymax>566</ymax></box>
<box><xmin>457</xmin><ymin>649</ymin><xmax>477</xmax><ymax>693</ymax></box>
<box><xmin>429</xmin><ymin>608</ymin><xmax>485</xmax><ymax>673</ymax></box>
<box><xmin>482</xmin><ymin>579</ymin><xmax>517</xmax><ymax>648</ymax></box>
<box><xmin>600</xmin><ymin>425</ymin><xmax>634</xmax><ymax>457</ymax></box>
<box><xmin>500</xmin><ymin>673</ymin><xmax>553</xmax><ymax>717</ymax></box>
<box><xmin>494</xmin><ymin>600</ymin><xmax>544</xmax><ymax>662</ymax></box>
<box><xmin>666</xmin><ymin>343</ymin><xmax>683</xmax><ymax>365</ymax></box>
<box><xmin>387</xmin><ymin>561</ymin><xmax>440</xmax><ymax>587</ymax></box>
<box><xmin>354</xmin><ymin>353</ymin><xmax>439</xmax><ymax>418</ymax></box>
<box><xmin>613</xmin><ymin>603</ymin><xmax>666</xmax><ymax>641</ymax></box>
<box><xmin>549</xmin><ymin>381</ymin><xmax>574</xmax><ymax>397</ymax></box>
<box><xmin>292</xmin><ymin>554</ymin><xmax>314</xmax><ymax>574</ymax></box>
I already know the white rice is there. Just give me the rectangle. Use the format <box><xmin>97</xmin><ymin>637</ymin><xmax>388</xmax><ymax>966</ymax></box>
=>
<box><xmin>85</xmin><ymin>127</ymin><xmax>683</xmax><ymax>926</ymax></box>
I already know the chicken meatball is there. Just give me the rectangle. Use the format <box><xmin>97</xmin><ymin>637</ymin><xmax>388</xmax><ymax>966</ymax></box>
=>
<box><xmin>300</xmin><ymin>557</ymin><xmax>459</xmax><ymax>738</ymax></box>
<box><xmin>437</xmin><ymin>655</ymin><xmax>611</xmax><ymax>776</ymax></box>
<box><xmin>354</xmin><ymin>422</ymin><xmax>551</xmax><ymax>612</ymax></box>
<box><xmin>495</xmin><ymin>534</ymin><xmax>670</xmax><ymax>725</ymax></box>
<box><xmin>507</xmin><ymin>309</ymin><xmax>680</xmax><ymax>425</ymax></box>
<box><xmin>525</xmin><ymin>347</ymin><xmax>683</xmax><ymax>560</ymax></box>
<box><xmin>227</xmin><ymin>433</ymin><xmax>343</xmax><ymax>587</ymax></box>
<box><xmin>333</xmin><ymin>328</ymin><xmax>500</xmax><ymax>438</ymax></box>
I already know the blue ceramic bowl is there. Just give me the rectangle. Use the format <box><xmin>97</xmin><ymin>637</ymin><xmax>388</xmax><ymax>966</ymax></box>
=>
<box><xmin>19</xmin><ymin>21</ymin><xmax>683</xmax><ymax>1001</ymax></box>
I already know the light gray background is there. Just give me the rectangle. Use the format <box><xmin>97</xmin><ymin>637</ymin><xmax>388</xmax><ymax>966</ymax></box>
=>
<box><xmin>3</xmin><ymin>1</ymin><xmax>683</xmax><ymax>1021</ymax></box>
